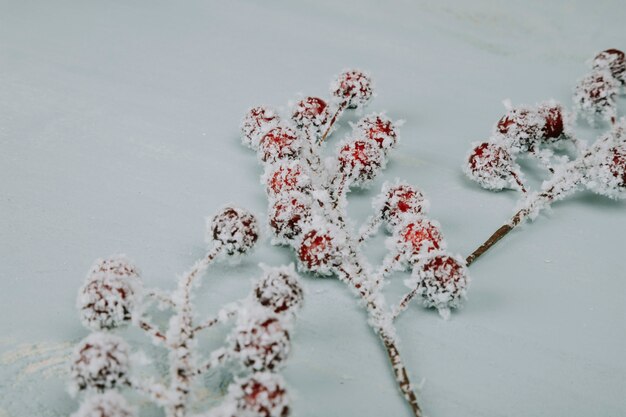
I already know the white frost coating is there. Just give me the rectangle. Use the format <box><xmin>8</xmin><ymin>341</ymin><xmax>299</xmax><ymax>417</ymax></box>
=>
<box><xmin>77</xmin><ymin>255</ymin><xmax>143</xmax><ymax>331</ymax></box>
<box><xmin>582</xmin><ymin>120</ymin><xmax>626</xmax><ymax>199</ymax></box>
<box><xmin>241</xmin><ymin>106</ymin><xmax>281</xmax><ymax>150</ymax></box>
<box><xmin>261</xmin><ymin>160</ymin><xmax>313</xmax><ymax>197</ymax></box>
<box><xmin>392</xmin><ymin>217</ymin><xmax>447</xmax><ymax>266</ymax></box>
<box><xmin>373</xmin><ymin>180</ymin><xmax>430</xmax><ymax>232</ymax></box>
<box><xmin>257</xmin><ymin>125</ymin><xmax>303</xmax><ymax>164</ymax></box>
<box><xmin>573</xmin><ymin>69</ymin><xmax>619</xmax><ymax>125</ymax></box>
<box><xmin>291</xmin><ymin>96</ymin><xmax>331</xmax><ymax>137</ymax></box>
<box><xmin>295</xmin><ymin>216</ymin><xmax>346</xmax><ymax>276</ymax></box>
<box><xmin>330</xmin><ymin>69</ymin><xmax>374</xmax><ymax>109</ymax></box>
<box><xmin>229</xmin><ymin>372</ymin><xmax>290</xmax><ymax>417</ymax></box>
<box><xmin>267</xmin><ymin>191</ymin><xmax>313</xmax><ymax>246</ymax></box>
<box><xmin>406</xmin><ymin>251</ymin><xmax>470</xmax><ymax>320</ymax></box>
<box><xmin>335</xmin><ymin>137</ymin><xmax>387</xmax><ymax>189</ymax></box>
<box><xmin>69</xmin><ymin>332</ymin><xmax>130</xmax><ymax>395</ymax></box>
<box><xmin>70</xmin><ymin>392</ymin><xmax>136</xmax><ymax>417</ymax></box>
<box><xmin>592</xmin><ymin>49</ymin><xmax>626</xmax><ymax>86</ymax></box>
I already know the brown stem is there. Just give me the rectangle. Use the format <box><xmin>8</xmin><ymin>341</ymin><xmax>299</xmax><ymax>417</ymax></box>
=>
<box><xmin>509</xmin><ymin>170</ymin><xmax>527</xmax><ymax>193</ymax></box>
<box><xmin>392</xmin><ymin>287</ymin><xmax>419</xmax><ymax>319</ymax></box>
<box><xmin>382</xmin><ymin>337</ymin><xmax>423</xmax><ymax>417</ymax></box>
<box><xmin>320</xmin><ymin>101</ymin><xmax>347</xmax><ymax>143</ymax></box>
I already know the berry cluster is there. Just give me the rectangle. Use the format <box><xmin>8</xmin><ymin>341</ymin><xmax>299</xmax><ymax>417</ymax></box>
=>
<box><xmin>464</xmin><ymin>100</ymin><xmax>576</xmax><ymax>192</ymax></box>
<box><xmin>241</xmin><ymin>70</ymin><xmax>470</xmax><ymax>417</ymax></box>
<box><xmin>465</xmin><ymin>49</ymin><xmax>626</xmax><ymax>266</ymax></box>
<box><xmin>574</xmin><ymin>49</ymin><xmax>625</xmax><ymax>125</ymax></box>
<box><xmin>70</xmin><ymin>207</ymin><xmax>303</xmax><ymax>417</ymax></box>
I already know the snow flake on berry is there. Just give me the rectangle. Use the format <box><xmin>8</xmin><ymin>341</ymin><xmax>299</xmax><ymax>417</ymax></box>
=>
<box><xmin>331</xmin><ymin>69</ymin><xmax>374</xmax><ymax>109</ymax></box>
<box><xmin>263</xmin><ymin>161</ymin><xmax>312</xmax><ymax>198</ymax></box>
<box><xmin>584</xmin><ymin>121</ymin><xmax>626</xmax><ymax>199</ymax></box>
<box><xmin>242</xmin><ymin>106</ymin><xmax>281</xmax><ymax>150</ymax></box>
<box><xmin>337</xmin><ymin>139</ymin><xmax>386</xmax><ymax>188</ymax></box>
<box><xmin>592</xmin><ymin>48</ymin><xmax>626</xmax><ymax>86</ymax></box>
<box><xmin>297</xmin><ymin>220</ymin><xmax>344</xmax><ymax>276</ymax></box>
<box><xmin>228</xmin><ymin>372</ymin><xmax>290</xmax><ymax>417</ymax></box>
<box><xmin>394</xmin><ymin>218</ymin><xmax>445</xmax><ymax>264</ymax></box>
<box><xmin>407</xmin><ymin>252</ymin><xmax>470</xmax><ymax>320</ymax></box>
<box><xmin>69</xmin><ymin>332</ymin><xmax>130</xmax><ymax>394</ymax></box>
<box><xmin>291</xmin><ymin>97</ymin><xmax>331</xmax><ymax>136</ymax></box>
<box><xmin>209</xmin><ymin>206</ymin><xmax>259</xmax><ymax>256</ymax></box>
<box><xmin>374</xmin><ymin>181</ymin><xmax>429</xmax><ymax>232</ymax></box>
<box><xmin>268</xmin><ymin>192</ymin><xmax>312</xmax><ymax>245</ymax></box>
<box><xmin>355</xmin><ymin>113</ymin><xmax>398</xmax><ymax>153</ymax></box>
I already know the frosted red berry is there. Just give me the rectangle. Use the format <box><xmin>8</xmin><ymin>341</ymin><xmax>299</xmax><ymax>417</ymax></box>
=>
<box><xmin>70</xmin><ymin>333</ymin><xmax>130</xmax><ymax>393</ymax></box>
<box><xmin>259</xmin><ymin>126</ymin><xmax>302</xmax><ymax>163</ymax></box>
<box><xmin>380</xmin><ymin>184</ymin><xmax>427</xmax><ymax>229</ymax></box>
<box><xmin>254</xmin><ymin>266</ymin><xmax>304</xmax><ymax>314</ymax></box>
<box><xmin>397</xmin><ymin>219</ymin><xmax>444</xmax><ymax>262</ymax></box>
<box><xmin>297</xmin><ymin>229</ymin><xmax>340</xmax><ymax>274</ymax></box>
<box><xmin>331</xmin><ymin>69</ymin><xmax>373</xmax><ymax>109</ymax></box>
<box><xmin>242</xmin><ymin>106</ymin><xmax>281</xmax><ymax>150</ymax></box>
<box><xmin>464</xmin><ymin>141</ymin><xmax>521</xmax><ymax>191</ymax></box>
<box><xmin>539</xmin><ymin>104</ymin><xmax>565</xmax><ymax>140</ymax></box>
<box><xmin>209</xmin><ymin>206</ymin><xmax>259</xmax><ymax>255</ymax></box>
<box><xmin>357</xmin><ymin>114</ymin><xmax>397</xmax><ymax>152</ymax></box>
<box><xmin>265</xmin><ymin>162</ymin><xmax>311</xmax><ymax>197</ymax></box>
<box><xmin>610</xmin><ymin>146</ymin><xmax>626</xmax><ymax>188</ymax></box>
<box><xmin>291</xmin><ymin>97</ymin><xmax>331</xmax><ymax>133</ymax></box>
<box><xmin>70</xmin><ymin>392</ymin><xmax>136</xmax><ymax>417</ymax></box>
<box><xmin>231</xmin><ymin>373</ymin><xmax>290</xmax><ymax>417</ymax></box>
<box><xmin>231</xmin><ymin>316</ymin><xmax>291</xmax><ymax>372</ymax></box>
<box><xmin>573</xmin><ymin>70</ymin><xmax>619</xmax><ymax>124</ymax></box>
<box><xmin>338</xmin><ymin>140</ymin><xmax>385</xmax><ymax>186</ymax></box>
<box><xmin>593</xmin><ymin>48</ymin><xmax>626</xmax><ymax>85</ymax></box>
<box><xmin>269</xmin><ymin>194</ymin><xmax>312</xmax><ymax>243</ymax></box>
<box><xmin>411</xmin><ymin>253</ymin><xmax>469</xmax><ymax>319</ymax></box>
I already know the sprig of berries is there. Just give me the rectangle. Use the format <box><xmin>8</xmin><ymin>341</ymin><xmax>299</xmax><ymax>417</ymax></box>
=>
<box><xmin>70</xmin><ymin>207</ymin><xmax>304</xmax><ymax>417</ymax></box>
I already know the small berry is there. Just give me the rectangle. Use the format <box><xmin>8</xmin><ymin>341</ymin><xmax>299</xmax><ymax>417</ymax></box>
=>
<box><xmin>539</xmin><ymin>103</ymin><xmax>565</xmax><ymax>140</ymax></box>
<box><xmin>356</xmin><ymin>114</ymin><xmax>398</xmax><ymax>152</ymax></box>
<box><xmin>410</xmin><ymin>252</ymin><xmax>470</xmax><ymax>320</ymax></box>
<box><xmin>592</xmin><ymin>48</ymin><xmax>626</xmax><ymax>85</ymax></box>
<box><xmin>259</xmin><ymin>126</ymin><xmax>302</xmax><ymax>163</ymax></box>
<box><xmin>573</xmin><ymin>69</ymin><xmax>619</xmax><ymax>124</ymax></box>
<box><xmin>70</xmin><ymin>333</ymin><xmax>130</xmax><ymax>393</ymax></box>
<box><xmin>231</xmin><ymin>315</ymin><xmax>291</xmax><ymax>372</ymax></box>
<box><xmin>264</xmin><ymin>161</ymin><xmax>312</xmax><ymax>197</ymax></box>
<box><xmin>464</xmin><ymin>141</ymin><xmax>524</xmax><ymax>191</ymax></box>
<box><xmin>337</xmin><ymin>139</ymin><xmax>385</xmax><ymax>187</ymax></box>
<box><xmin>229</xmin><ymin>373</ymin><xmax>290</xmax><ymax>417</ymax></box>
<box><xmin>209</xmin><ymin>206</ymin><xmax>259</xmax><ymax>256</ymax></box>
<box><xmin>77</xmin><ymin>256</ymin><xmax>142</xmax><ymax>331</ymax></box>
<box><xmin>253</xmin><ymin>265</ymin><xmax>304</xmax><ymax>314</ymax></box>
<box><xmin>379</xmin><ymin>183</ymin><xmax>428</xmax><ymax>230</ymax></box>
<box><xmin>396</xmin><ymin>219</ymin><xmax>444</xmax><ymax>263</ymax></box>
<box><xmin>585</xmin><ymin>138</ymin><xmax>626</xmax><ymax>200</ymax></box>
<box><xmin>242</xmin><ymin>106</ymin><xmax>281</xmax><ymax>150</ymax></box>
<box><xmin>331</xmin><ymin>69</ymin><xmax>373</xmax><ymax>109</ymax></box>
<box><xmin>269</xmin><ymin>193</ymin><xmax>312</xmax><ymax>244</ymax></box>
<box><xmin>291</xmin><ymin>97</ymin><xmax>331</xmax><ymax>134</ymax></box>
<box><xmin>70</xmin><ymin>392</ymin><xmax>136</xmax><ymax>417</ymax></box>
<box><xmin>297</xmin><ymin>228</ymin><xmax>341</xmax><ymax>275</ymax></box>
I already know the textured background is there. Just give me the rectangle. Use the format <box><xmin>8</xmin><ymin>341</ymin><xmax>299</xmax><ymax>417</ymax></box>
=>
<box><xmin>1</xmin><ymin>1</ymin><xmax>625</xmax><ymax>416</ymax></box>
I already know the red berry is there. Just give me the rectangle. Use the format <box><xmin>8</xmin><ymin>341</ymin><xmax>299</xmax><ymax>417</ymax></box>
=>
<box><xmin>608</xmin><ymin>146</ymin><xmax>626</xmax><ymax>189</ymax></box>
<box><xmin>380</xmin><ymin>183</ymin><xmax>427</xmax><ymax>229</ymax></box>
<box><xmin>338</xmin><ymin>140</ymin><xmax>385</xmax><ymax>186</ymax></box>
<box><xmin>254</xmin><ymin>265</ymin><xmax>304</xmax><ymax>314</ymax></box>
<box><xmin>269</xmin><ymin>194</ymin><xmax>312</xmax><ymax>243</ymax></box>
<box><xmin>357</xmin><ymin>114</ymin><xmax>397</xmax><ymax>152</ymax></box>
<box><xmin>291</xmin><ymin>97</ymin><xmax>330</xmax><ymax>133</ymax></box>
<box><xmin>411</xmin><ymin>253</ymin><xmax>469</xmax><ymax>319</ymax></box>
<box><xmin>242</xmin><ymin>106</ymin><xmax>281</xmax><ymax>150</ymax></box>
<box><xmin>265</xmin><ymin>162</ymin><xmax>311</xmax><ymax>197</ymax></box>
<box><xmin>297</xmin><ymin>229</ymin><xmax>340</xmax><ymax>274</ymax></box>
<box><xmin>465</xmin><ymin>142</ymin><xmax>520</xmax><ymax>191</ymax></box>
<box><xmin>397</xmin><ymin>219</ymin><xmax>444</xmax><ymax>262</ymax></box>
<box><xmin>573</xmin><ymin>70</ymin><xmax>619</xmax><ymax>124</ymax></box>
<box><xmin>210</xmin><ymin>206</ymin><xmax>259</xmax><ymax>255</ymax></box>
<box><xmin>593</xmin><ymin>49</ymin><xmax>626</xmax><ymax>85</ymax></box>
<box><xmin>70</xmin><ymin>392</ymin><xmax>135</xmax><ymax>417</ymax></box>
<box><xmin>232</xmin><ymin>373</ymin><xmax>290</xmax><ymax>417</ymax></box>
<box><xmin>259</xmin><ymin>126</ymin><xmax>302</xmax><ymax>163</ymax></box>
<box><xmin>231</xmin><ymin>316</ymin><xmax>291</xmax><ymax>372</ymax></box>
<box><xmin>331</xmin><ymin>69</ymin><xmax>373</xmax><ymax>109</ymax></box>
<box><xmin>70</xmin><ymin>333</ymin><xmax>130</xmax><ymax>393</ymax></box>
<box><xmin>539</xmin><ymin>104</ymin><xmax>565</xmax><ymax>140</ymax></box>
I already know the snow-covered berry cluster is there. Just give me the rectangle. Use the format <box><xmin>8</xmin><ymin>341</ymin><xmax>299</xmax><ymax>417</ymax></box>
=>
<box><xmin>464</xmin><ymin>100</ymin><xmax>577</xmax><ymax>192</ymax></box>
<box><xmin>70</xmin><ymin>206</ymin><xmax>303</xmax><ymax>417</ymax></box>
<box><xmin>573</xmin><ymin>48</ymin><xmax>625</xmax><ymax>125</ymax></box>
<box><xmin>465</xmin><ymin>49</ymin><xmax>626</xmax><ymax>266</ymax></box>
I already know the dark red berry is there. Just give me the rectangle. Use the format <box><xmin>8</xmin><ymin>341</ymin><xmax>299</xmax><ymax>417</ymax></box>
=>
<box><xmin>593</xmin><ymin>49</ymin><xmax>626</xmax><ymax>84</ymax></box>
<box><xmin>338</xmin><ymin>140</ymin><xmax>384</xmax><ymax>186</ymax></box>
<box><xmin>259</xmin><ymin>126</ymin><xmax>302</xmax><ymax>163</ymax></box>
<box><xmin>266</xmin><ymin>162</ymin><xmax>311</xmax><ymax>197</ymax></box>
<box><xmin>331</xmin><ymin>70</ymin><xmax>373</xmax><ymax>109</ymax></box>
<box><xmin>210</xmin><ymin>206</ymin><xmax>259</xmax><ymax>255</ymax></box>
<box><xmin>298</xmin><ymin>229</ymin><xmax>340</xmax><ymax>274</ymax></box>
<box><xmin>397</xmin><ymin>219</ymin><xmax>443</xmax><ymax>261</ymax></box>
<box><xmin>380</xmin><ymin>184</ymin><xmax>426</xmax><ymax>229</ymax></box>
<box><xmin>291</xmin><ymin>97</ymin><xmax>330</xmax><ymax>132</ymax></box>
<box><xmin>269</xmin><ymin>195</ymin><xmax>311</xmax><ymax>243</ymax></box>
<box><xmin>242</xmin><ymin>106</ymin><xmax>281</xmax><ymax>150</ymax></box>
<box><xmin>357</xmin><ymin>114</ymin><xmax>397</xmax><ymax>152</ymax></box>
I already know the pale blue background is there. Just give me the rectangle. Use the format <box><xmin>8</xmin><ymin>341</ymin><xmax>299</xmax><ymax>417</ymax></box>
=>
<box><xmin>1</xmin><ymin>1</ymin><xmax>625</xmax><ymax>416</ymax></box>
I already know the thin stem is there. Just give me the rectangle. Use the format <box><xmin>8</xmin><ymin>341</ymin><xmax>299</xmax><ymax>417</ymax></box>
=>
<box><xmin>192</xmin><ymin>304</ymin><xmax>239</xmax><ymax>334</ymax></box>
<box><xmin>357</xmin><ymin>214</ymin><xmax>383</xmax><ymax>244</ymax></box>
<box><xmin>320</xmin><ymin>101</ymin><xmax>347</xmax><ymax>143</ymax></box>
<box><xmin>195</xmin><ymin>347</ymin><xmax>230</xmax><ymax>376</ymax></box>
<box><xmin>509</xmin><ymin>170</ymin><xmax>527</xmax><ymax>193</ymax></box>
<box><xmin>137</xmin><ymin>318</ymin><xmax>168</xmax><ymax>344</ymax></box>
<box><xmin>146</xmin><ymin>289</ymin><xmax>176</xmax><ymax>309</ymax></box>
<box><xmin>392</xmin><ymin>288</ymin><xmax>419</xmax><ymax>319</ymax></box>
<box><xmin>126</xmin><ymin>378</ymin><xmax>172</xmax><ymax>407</ymax></box>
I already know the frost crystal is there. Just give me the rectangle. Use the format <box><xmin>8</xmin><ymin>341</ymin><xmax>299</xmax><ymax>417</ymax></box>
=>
<box><xmin>253</xmin><ymin>264</ymin><xmax>304</xmax><ymax>314</ymax></box>
<box><xmin>356</xmin><ymin>113</ymin><xmax>399</xmax><ymax>153</ymax></box>
<box><xmin>592</xmin><ymin>48</ymin><xmax>626</xmax><ymax>86</ymax></box>
<box><xmin>259</xmin><ymin>126</ymin><xmax>303</xmax><ymax>163</ymax></box>
<box><xmin>464</xmin><ymin>141</ymin><xmax>524</xmax><ymax>191</ymax></box>
<box><xmin>573</xmin><ymin>69</ymin><xmax>619</xmax><ymax>125</ymax></box>
<box><xmin>331</xmin><ymin>69</ymin><xmax>374</xmax><ymax>109</ymax></box>
<box><xmin>337</xmin><ymin>139</ymin><xmax>386</xmax><ymax>188</ymax></box>
<box><xmin>291</xmin><ymin>97</ymin><xmax>331</xmax><ymax>136</ymax></box>
<box><xmin>70</xmin><ymin>332</ymin><xmax>130</xmax><ymax>393</ymax></box>
<box><xmin>228</xmin><ymin>372</ymin><xmax>290</xmax><ymax>417</ymax></box>
<box><xmin>241</xmin><ymin>106</ymin><xmax>281</xmax><ymax>150</ymax></box>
